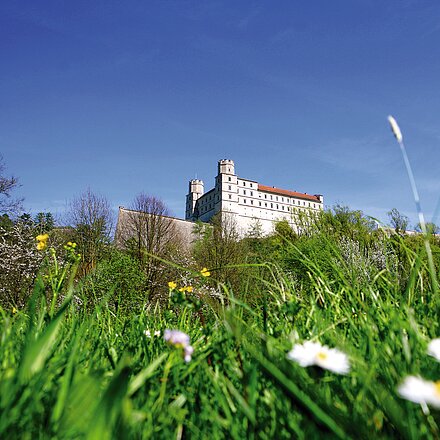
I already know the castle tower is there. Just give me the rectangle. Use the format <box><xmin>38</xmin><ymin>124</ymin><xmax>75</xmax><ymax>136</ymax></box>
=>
<box><xmin>185</xmin><ymin>179</ymin><xmax>204</xmax><ymax>220</ymax></box>
<box><xmin>216</xmin><ymin>159</ymin><xmax>239</xmax><ymax>215</ymax></box>
<box><xmin>218</xmin><ymin>159</ymin><xmax>235</xmax><ymax>176</ymax></box>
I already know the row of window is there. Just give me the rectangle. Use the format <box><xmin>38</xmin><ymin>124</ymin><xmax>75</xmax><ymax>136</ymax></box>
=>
<box><xmin>240</xmin><ymin>199</ymin><xmax>318</xmax><ymax>211</ymax></box>
<box><xmin>224</xmin><ymin>184</ymin><xmax>319</xmax><ymax>208</ymax></box>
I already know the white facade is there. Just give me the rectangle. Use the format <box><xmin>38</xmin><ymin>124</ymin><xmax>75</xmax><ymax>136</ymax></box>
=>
<box><xmin>185</xmin><ymin>159</ymin><xmax>324</xmax><ymax>236</ymax></box>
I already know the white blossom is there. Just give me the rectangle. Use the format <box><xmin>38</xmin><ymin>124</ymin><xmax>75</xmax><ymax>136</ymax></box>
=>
<box><xmin>287</xmin><ymin>341</ymin><xmax>350</xmax><ymax>375</ymax></box>
<box><xmin>427</xmin><ymin>338</ymin><xmax>440</xmax><ymax>362</ymax></box>
<box><xmin>144</xmin><ymin>329</ymin><xmax>161</xmax><ymax>338</ymax></box>
<box><xmin>398</xmin><ymin>376</ymin><xmax>440</xmax><ymax>408</ymax></box>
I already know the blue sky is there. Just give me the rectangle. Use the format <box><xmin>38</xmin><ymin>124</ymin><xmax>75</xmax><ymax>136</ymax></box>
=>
<box><xmin>1</xmin><ymin>1</ymin><xmax>440</xmax><ymax>228</ymax></box>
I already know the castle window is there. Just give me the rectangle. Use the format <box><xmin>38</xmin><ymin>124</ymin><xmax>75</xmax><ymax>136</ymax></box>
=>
<box><xmin>259</xmin><ymin>201</ymin><xmax>261</xmax><ymax>206</ymax></box>
<box><xmin>276</xmin><ymin>196</ymin><xmax>278</xmax><ymax>201</ymax></box>
<box><xmin>276</xmin><ymin>204</ymin><xmax>279</xmax><ymax>209</ymax></box>
<box><xmin>251</xmin><ymin>200</ymin><xmax>253</xmax><ymax>205</ymax></box>
<box><xmin>282</xmin><ymin>206</ymin><xmax>284</xmax><ymax>210</ymax></box>
<box><xmin>271</xmin><ymin>203</ymin><xmax>273</xmax><ymax>208</ymax></box>
<box><xmin>250</xmin><ymin>183</ymin><xmax>253</xmax><ymax>188</ymax></box>
<box><xmin>264</xmin><ymin>194</ymin><xmax>267</xmax><ymax>199</ymax></box>
<box><xmin>265</xmin><ymin>203</ymin><xmax>267</xmax><ymax>207</ymax></box>
<box><xmin>250</xmin><ymin>191</ymin><xmax>253</xmax><ymax>196</ymax></box>
<box><xmin>243</xmin><ymin>190</ymin><xmax>246</xmax><ymax>195</ymax></box>
<box><xmin>229</xmin><ymin>194</ymin><xmax>231</xmax><ymax>199</ymax></box>
<box><xmin>270</xmin><ymin>195</ymin><xmax>273</xmax><ymax>200</ymax></box>
<box><xmin>244</xmin><ymin>199</ymin><xmax>247</xmax><ymax>203</ymax></box>
<box><xmin>228</xmin><ymin>177</ymin><xmax>231</xmax><ymax>182</ymax></box>
<box><xmin>243</xmin><ymin>182</ymin><xmax>246</xmax><ymax>186</ymax></box>
<box><xmin>229</xmin><ymin>185</ymin><xmax>231</xmax><ymax>190</ymax></box>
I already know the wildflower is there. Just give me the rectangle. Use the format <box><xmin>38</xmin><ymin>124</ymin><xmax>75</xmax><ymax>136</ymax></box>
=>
<box><xmin>64</xmin><ymin>241</ymin><xmax>78</xmax><ymax>250</ymax></box>
<box><xmin>427</xmin><ymin>338</ymin><xmax>440</xmax><ymax>362</ymax></box>
<box><xmin>287</xmin><ymin>340</ymin><xmax>350</xmax><ymax>375</ymax></box>
<box><xmin>36</xmin><ymin>233</ymin><xmax>49</xmax><ymax>251</ymax></box>
<box><xmin>164</xmin><ymin>329</ymin><xmax>194</xmax><ymax>362</ymax></box>
<box><xmin>200</xmin><ymin>267</ymin><xmax>210</xmax><ymax>277</ymax></box>
<box><xmin>168</xmin><ymin>281</ymin><xmax>177</xmax><ymax>290</ymax></box>
<box><xmin>186</xmin><ymin>286</ymin><xmax>193</xmax><ymax>293</ymax></box>
<box><xmin>12</xmin><ymin>307</ymin><xmax>17</xmax><ymax>314</ymax></box>
<box><xmin>184</xmin><ymin>345</ymin><xmax>194</xmax><ymax>362</ymax></box>
<box><xmin>398</xmin><ymin>376</ymin><xmax>440</xmax><ymax>409</ymax></box>
<box><xmin>144</xmin><ymin>329</ymin><xmax>161</xmax><ymax>338</ymax></box>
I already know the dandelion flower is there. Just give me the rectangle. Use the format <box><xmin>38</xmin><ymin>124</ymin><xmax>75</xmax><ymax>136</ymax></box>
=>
<box><xmin>36</xmin><ymin>233</ymin><xmax>49</xmax><ymax>251</ymax></box>
<box><xmin>168</xmin><ymin>281</ymin><xmax>177</xmax><ymax>290</ymax></box>
<box><xmin>387</xmin><ymin>115</ymin><xmax>403</xmax><ymax>143</ymax></box>
<box><xmin>186</xmin><ymin>286</ymin><xmax>193</xmax><ymax>293</ymax></box>
<box><xmin>287</xmin><ymin>340</ymin><xmax>350</xmax><ymax>375</ymax></box>
<box><xmin>200</xmin><ymin>267</ymin><xmax>210</xmax><ymax>277</ymax></box>
<box><xmin>427</xmin><ymin>338</ymin><xmax>440</xmax><ymax>362</ymax></box>
<box><xmin>164</xmin><ymin>329</ymin><xmax>194</xmax><ymax>362</ymax></box>
<box><xmin>398</xmin><ymin>376</ymin><xmax>440</xmax><ymax>408</ymax></box>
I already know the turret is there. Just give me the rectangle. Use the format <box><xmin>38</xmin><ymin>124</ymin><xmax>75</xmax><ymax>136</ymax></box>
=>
<box><xmin>218</xmin><ymin>159</ymin><xmax>235</xmax><ymax>175</ymax></box>
<box><xmin>189</xmin><ymin>179</ymin><xmax>204</xmax><ymax>195</ymax></box>
<box><xmin>186</xmin><ymin>179</ymin><xmax>204</xmax><ymax>220</ymax></box>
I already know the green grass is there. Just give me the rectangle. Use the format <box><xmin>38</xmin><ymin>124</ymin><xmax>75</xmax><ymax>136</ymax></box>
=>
<box><xmin>1</xmin><ymin>233</ymin><xmax>440</xmax><ymax>439</ymax></box>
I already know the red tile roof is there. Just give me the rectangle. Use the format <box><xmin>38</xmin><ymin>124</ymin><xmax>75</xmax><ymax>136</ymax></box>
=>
<box><xmin>258</xmin><ymin>184</ymin><xmax>321</xmax><ymax>202</ymax></box>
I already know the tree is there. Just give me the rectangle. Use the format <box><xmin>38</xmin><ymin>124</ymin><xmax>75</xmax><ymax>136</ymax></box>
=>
<box><xmin>0</xmin><ymin>154</ymin><xmax>23</xmax><ymax>214</ymax></box>
<box><xmin>388</xmin><ymin>208</ymin><xmax>409</xmax><ymax>235</ymax></box>
<box><xmin>247</xmin><ymin>218</ymin><xmax>264</xmax><ymax>239</ymax></box>
<box><xmin>67</xmin><ymin>189</ymin><xmax>113</xmax><ymax>273</ymax></box>
<box><xmin>193</xmin><ymin>213</ymin><xmax>248</xmax><ymax>289</ymax></box>
<box><xmin>34</xmin><ymin>212</ymin><xmax>55</xmax><ymax>234</ymax></box>
<box><xmin>120</xmin><ymin>193</ymin><xmax>180</xmax><ymax>289</ymax></box>
<box><xmin>415</xmin><ymin>222</ymin><xmax>439</xmax><ymax>236</ymax></box>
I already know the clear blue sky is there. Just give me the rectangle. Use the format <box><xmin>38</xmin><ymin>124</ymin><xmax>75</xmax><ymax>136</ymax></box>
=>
<box><xmin>1</xmin><ymin>1</ymin><xmax>440</xmax><ymax>228</ymax></box>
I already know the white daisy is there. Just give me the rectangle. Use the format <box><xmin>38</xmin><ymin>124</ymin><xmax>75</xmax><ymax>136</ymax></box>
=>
<box><xmin>398</xmin><ymin>376</ymin><xmax>440</xmax><ymax>409</ymax></box>
<box><xmin>287</xmin><ymin>341</ymin><xmax>350</xmax><ymax>375</ymax></box>
<box><xmin>427</xmin><ymin>338</ymin><xmax>440</xmax><ymax>362</ymax></box>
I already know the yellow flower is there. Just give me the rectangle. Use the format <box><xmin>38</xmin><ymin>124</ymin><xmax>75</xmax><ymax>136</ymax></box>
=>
<box><xmin>12</xmin><ymin>307</ymin><xmax>17</xmax><ymax>314</ymax></box>
<box><xmin>36</xmin><ymin>233</ymin><xmax>49</xmax><ymax>251</ymax></box>
<box><xmin>200</xmin><ymin>267</ymin><xmax>210</xmax><ymax>277</ymax></box>
<box><xmin>186</xmin><ymin>286</ymin><xmax>193</xmax><ymax>293</ymax></box>
<box><xmin>168</xmin><ymin>281</ymin><xmax>177</xmax><ymax>290</ymax></box>
<box><xmin>179</xmin><ymin>287</ymin><xmax>185</xmax><ymax>292</ymax></box>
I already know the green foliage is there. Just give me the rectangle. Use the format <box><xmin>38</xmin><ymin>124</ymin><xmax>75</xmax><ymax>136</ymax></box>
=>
<box><xmin>82</xmin><ymin>248</ymin><xmax>148</xmax><ymax>313</ymax></box>
<box><xmin>1</xmin><ymin>205</ymin><xmax>440</xmax><ymax>438</ymax></box>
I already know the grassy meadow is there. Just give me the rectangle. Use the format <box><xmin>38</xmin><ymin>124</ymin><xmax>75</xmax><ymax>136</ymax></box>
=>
<box><xmin>1</xmin><ymin>208</ymin><xmax>440</xmax><ymax>439</ymax></box>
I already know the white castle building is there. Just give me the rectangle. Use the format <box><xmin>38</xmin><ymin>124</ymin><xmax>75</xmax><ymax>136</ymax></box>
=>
<box><xmin>185</xmin><ymin>159</ymin><xmax>323</xmax><ymax>236</ymax></box>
